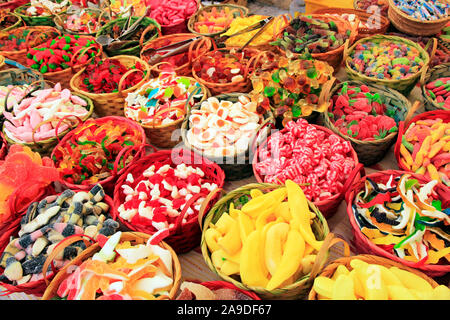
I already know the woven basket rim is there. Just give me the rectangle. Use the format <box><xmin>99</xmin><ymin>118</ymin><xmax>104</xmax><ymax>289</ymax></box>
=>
<box><xmin>323</xmin><ymin>80</ymin><xmax>410</xmax><ymax>145</ymax></box>
<box><xmin>346</xmin><ymin>169</ymin><xmax>450</xmax><ymax>273</ymax></box>
<box><xmin>388</xmin><ymin>0</ymin><xmax>450</xmax><ymax>25</ymax></box>
<box><xmin>200</xmin><ymin>182</ymin><xmax>330</xmax><ymax>297</ymax></box>
<box><xmin>70</xmin><ymin>55</ymin><xmax>151</xmax><ymax>98</ymax></box>
<box><xmin>308</xmin><ymin>253</ymin><xmax>440</xmax><ymax>300</ymax></box>
<box><xmin>181</xmin><ymin>92</ymin><xmax>275</xmax><ymax>162</ymax></box>
<box><xmin>2</xmin><ymin>92</ymin><xmax>94</xmax><ymax>146</ymax></box>
<box><xmin>0</xmin><ymin>26</ymin><xmax>61</xmax><ymax>56</ymax></box>
<box><xmin>345</xmin><ymin>34</ymin><xmax>430</xmax><ymax>84</ymax></box>
<box><xmin>41</xmin><ymin>231</ymin><xmax>181</xmax><ymax>300</ymax></box>
<box><xmin>187</xmin><ymin>3</ymin><xmax>249</xmax><ymax>37</ymax></box>
<box><xmin>53</xmin><ymin>8</ymin><xmax>108</xmax><ymax>36</ymax></box>
<box><xmin>0</xmin><ymin>12</ymin><xmax>23</xmax><ymax>32</ymax></box>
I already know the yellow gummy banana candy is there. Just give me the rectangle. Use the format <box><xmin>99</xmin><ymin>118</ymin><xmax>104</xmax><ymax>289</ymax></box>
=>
<box><xmin>264</xmin><ymin>222</ymin><xmax>290</xmax><ymax>277</ymax></box>
<box><xmin>241</xmin><ymin>187</ymin><xmax>287</xmax><ymax>218</ymax></box>
<box><xmin>240</xmin><ymin>229</ymin><xmax>269</xmax><ymax>288</ymax></box>
<box><xmin>332</xmin><ymin>274</ymin><xmax>357</xmax><ymax>300</ymax></box>
<box><xmin>313</xmin><ymin>276</ymin><xmax>335</xmax><ymax>299</ymax></box>
<box><xmin>389</xmin><ymin>267</ymin><xmax>433</xmax><ymax>292</ymax></box>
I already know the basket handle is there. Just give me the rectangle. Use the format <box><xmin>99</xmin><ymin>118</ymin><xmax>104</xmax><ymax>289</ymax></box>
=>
<box><xmin>341</xmin><ymin>163</ymin><xmax>365</xmax><ymax>198</ymax></box>
<box><xmin>148</xmin><ymin>61</ymin><xmax>175</xmax><ymax>74</ymax></box>
<box><xmin>404</xmin><ymin>100</ymin><xmax>421</xmax><ymax>125</ymax></box>
<box><xmin>342</xmin><ymin>39</ymin><xmax>351</xmax><ymax>66</ymax></box>
<box><xmin>173</xmin><ymin>192</ymin><xmax>205</xmax><ymax>234</ymax></box>
<box><xmin>419</xmin><ymin>65</ymin><xmax>429</xmax><ymax>87</ymax></box>
<box><xmin>250</xmin><ymin>115</ymin><xmax>275</xmax><ymax>157</ymax></box>
<box><xmin>30</xmin><ymin>115</ymin><xmax>81</xmax><ymax>147</ymax></box>
<box><xmin>424</xmin><ymin>37</ymin><xmax>437</xmax><ymax>68</ymax></box>
<box><xmin>24</xmin><ymin>27</ymin><xmax>59</xmax><ymax>51</ymax></box>
<box><xmin>244</xmin><ymin>51</ymin><xmax>267</xmax><ymax>78</ymax></box>
<box><xmin>317</xmin><ymin>76</ymin><xmax>336</xmax><ymax>108</ymax></box>
<box><xmin>113</xmin><ymin>144</ymin><xmax>142</xmax><ymax>176</ymax></box>
<box><xmin>70</xmin><ymin>45</ymin><xmax>99</xmax><ymax>71</ymax></box>
<box><xmin>4</xmin><ymin>78</ymin><xmax>54</xmax><ymax>113</ymax></box>
<box><xmin>139</xmin><ymin>24</ymin><xmax>161</xmax><ymax>48</ymax></box>
<box><xmin>188</xmin><ymin>37</ymin><xmax>213</xmax><ymax>64</ymax></box>
<box><xmin>42</xmin><ymin>234</ymin><xmax>96</xmax><ymax>286</ymax></box>
<box><xmin>309</xmin><ymin>232</ymin><xmax>351</xmax><ymax>281</ymax></box>
<box><xmin>198</xmin><ymin>188</ymin><xmax>224</xmax><ymax>231</ymax></box>
<box><xmin>118</xmin><ymin>68</ymin><xmax>145</xmax><ymax>96</ymax></box>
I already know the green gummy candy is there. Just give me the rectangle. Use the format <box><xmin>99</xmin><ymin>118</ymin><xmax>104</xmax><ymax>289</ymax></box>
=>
<box><xmin>40</xmin><ymin>65</ymin><xmax>48</xmax><ymax>74</ymax></box>
<box><xmin>62</xmin><ymin>55</ymin><xmax>70</xmax><ymax>62</ymax></box>
<box><xmin>392</xmin><ymin>57</ymin><xmax>410</xmax><ymax>65</ymax></box>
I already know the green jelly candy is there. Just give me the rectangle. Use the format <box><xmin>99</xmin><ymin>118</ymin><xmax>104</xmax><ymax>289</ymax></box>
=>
<box><xmin>271</xmin><ymin>70</ymin><xmax>280</xmax><ymax>83</ymax></box>
<box><xmin>306</xmin><ymin>68</ymin><xmax>317</xmax><ymax>79</ymax></box>
<box><xmin>30</xmin><ymin>64</ymin><xmax>39</xmax><ymax>70</ymax></box>
<box><xmin>61</xmin><ymin>62</ymin><xmax>69</xmax><ymax>69</ymax></box>
<box><xmin>63</xmin><ymin>44</ymin><xmax>70</xmax><ymax>51</ymax></box>
<box><xmin>292</xmin><ymin>105</ymin><xmax>302</xmax><ymax>118</ymax></box>
<box><xmin>40</xmin><ymin>65</ymin><xmax>48</xmax><ymax>74</ymax></box>
<box><xmin>62</xmin><ymin>54</ymin><xmax>70</xmax><ymax>62</ymax></box>
<box><xmin>64</xmin><ymin>36</ymin><xmax>71</xmax><ymax>44</ymax></box>
<box><xmin>264</xmin><ymin>86</ymin><xmax>276</xmax><ymax>97</ymax></box>
<box><xmin>48</xmin><ymin>63</ymin><xmax>57</xmax><ymax>70</ymax></box>
<box><xmin>392</xmin><ymin>57</ymin><xmax>410</xmax><ymax>65</ymax></box>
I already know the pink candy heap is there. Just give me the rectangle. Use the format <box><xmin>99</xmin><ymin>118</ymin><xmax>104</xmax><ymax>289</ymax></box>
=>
<box><xmin>254</xmin><ymin>119</ymin><xmax>356</xmax><ymax>202</ymax></box>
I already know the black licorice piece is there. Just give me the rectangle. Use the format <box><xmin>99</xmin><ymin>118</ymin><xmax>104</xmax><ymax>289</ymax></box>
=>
<box><xmin>61</xmin><ymin>224</ymin><xmax>76</xmax><ymax>237</ymax></box>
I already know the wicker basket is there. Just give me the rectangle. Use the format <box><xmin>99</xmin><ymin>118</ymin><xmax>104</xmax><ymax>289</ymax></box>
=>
<box><xmin>387</xmin><ymin>0</ymin><xmax>450</xmax><ymax>37</ymax></box>
<box><xmin>275</xmin><ymin>14</ymin><xmax>358</xmax><ymax>72</ymax></box>
<box><xmin>2</xmin><ymin>90</ymin><xmax>94</xmax><ymax>156</ymax></box>
<box><xmin>0</xmin><ymin>12</ymin><xmax>23</xmax><ymax>32</ymax></box>
<box><xmin>394</xmin><ymin>109</ymin><xmax>450</xmax><ymax>180</ymax></box>
<box><xmin>322</xmin><ymin>80</ymin><xmax>413</xmax><ymax>166</ymax></box>
<box><xmin>420</xmin><ymin>63</ymin><xmax>450</xmax><ymax>112</ymax></box>
<box><xmin>0</xmin><ymin>26</ymin><xmax>61</xmax><ymax>67</ymax></box>
<box><xmin>191</xmin><ymin>48</ymin><xmax>268</xmax><ymax>96</ymax></box>
<box><xmin>344</xmin><ymin>35</ymin><xmax>430</xmax><ymax>95</ymax></box>
<box><xmin>140</xmin><ymin>34</ymin><xmax>214</xmax><ymax>77</ymax></box>
<box><xmin>70</xmin><ymin>55</ymin><xmax>150</xmax><ymax>117</ymax></box>
<box><xmin>0</xmin><ymin>190</ymin><xmax>115</xmax><ymax>297</ymax></box>
<box><xmin>14</xmin><ymin>1</ymin><xmax>70</xmax><ymax>27</ymax></box>
<box><xmin>345</xmin><ymin>170</ymin><xmax>450</xmax><ymax>278</ymax></box>
<box><xmin>53</xmin><ymin>7</ymin><xmax>110</xmax><ymax>36</ymax></box>
<box><xmin>112</xmin><ymin>148</ymin><xmax>225</xmax><ymax>254</ymax></box>
<box><xmin>187</xmin><ymin>4</ymin><xmax>249</xmax><ymax>37</ymax></box>
<box><xmin>130</xmin><ymin>72</ymin><xmax>209</xmax><ymax>149</ymax></box>
<box><xmin>181</xmin><ymin>92</ymin><xmax>275</xmax><ymax>181</ymax></box>
<box><xmin>308</xmin><ymin>254</ymin><xmax>441</xmax><ymax>300</ymax></box>
<box><xmin>253</xmin><ymin>123</ymin><xmax>363</xmax><ymax>218</ymax></box>
<box><xmin>200</xmin><ymin>182</ymin><xmax>351</xmax><ymax>300</ymax></box>
<box><xmin>41</xmin><ymin>231</ymin><xmax>181</xmax><ymax>300</ymax></box>
<box><xmin>50</xmin><ymin>116</ymin><xmax>146</xmax><ymax>194</ymax></box>
<box><xmin>96</xmin><ymin>16</ymin><xmax>161</xmax><ymax>57</ymax></box>
<box><xmin>313</xmin><ymin>8</ymin><xmax>390</xmax><ymax>40</ymax></box>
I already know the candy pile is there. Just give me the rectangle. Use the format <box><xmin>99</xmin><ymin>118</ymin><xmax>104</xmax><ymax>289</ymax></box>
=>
<box><xmin>0</xmin><ymin>185</ymin><xmax>119</xmax><ymax>286</ymax></box>
<box><xmin>23</xmin><ymin>0</ymin><xmax>70</xmax><ymax>16</ymax></box>
<box><xmin>193</xmin><ymin>6</ymin><xmax>239</xmax><ymax>34</ymax></box>
<box><xmin>0</xmin><ymin>85</ymin><xmax>28</xmax><ymax>115</ymax></box>
<box><xmin>424</xmin><ymin>77</ymin><xmax>450</xmax><ymax>109</ymax></box>
<box><xmin>117</xmin><ymin>161</ymin><xmax>218</xmax><ymax>232</ymax></box>
<box><xmin>254</xmin><ymin>119</ymin><xmax>356</xmax><ymax>202</ymax></box>
<box><xmin>250</xmin><ymin>56</ymin><xmax>334</xmax><ymax>118</ymax></box>
<box><xmin>62</xmin><ymin>9</ymin><xmax>109</xmax><ymax>34</ymax></box>
<box><xmin>149</xmin><ymin>0</ymin><xmax>197</xmax><ymax>28</ymax></box>
<box><xmin>56</xmin><ymin>231</ymin><xmax>176</xmax><ymax>300</ymax></box>
<box><xmin>186</xmin><ymin>95</ymin><xmax>262</xmax><ymax>158</ymax></box>
<box><xmin>313</xmin><ymin>258</ymin><xmax>450</xmax><ymax>300</ymax></box>
<box><xmin>192</xmin><ymin>50</ymin><xmax>247</xmax><ymax>84</ymax></box>
<box><xmin>322</xmin><ymin>13</ymin><xmax>369</xmax><ymax>30</ymax></box>
<box><xmin>329</xmin><ymin>83</ymin><xmax>399</xmax><ymax>141</ymax></box>
<box><xmin>176</xmin><ymin>282</ymin><xmax>255</xmax><ymax>300</ymax></box>
<box><xmin>205</xmin><ymin>181</ymin><xmax>324</xmax><ymax>290</ymax></box>
<box><xmin>125</xmin><ymin>72</ymin><xmax>202</xmax><ymax>127</ymax></box>
<box><xmin>353</xmin><ymin>173</ymin><xmax>450</xmax><ymax>264</ymax></box>
<box><xmin>348</xmin><ymin>39</ymin><xmax>425</xmax><ymax>80</ymax></box>
<box><xmin>26</xmin><ymin>35</ymin><xmax>100</xmax><ymax>74</ymax></box>
<box><xmin>52</xmin><ymin>118</ymin><xmax>144</xmax><ymax>186</ymax></box>
<box><xmin>0</xmin><ymin>145</ymin><xmax>59</xmax><ymax>226</ymax></box>
<box><xmin>272</xmin><ymin>15</ymin><xmax>350</xmax><ymax>55</ymax></box>
<box><xmin>399</xmin><ymin>117</ymin><xmax>449</xmax><ymax>185</ymax></box>
<box><xmin>220</xmin><ymin>15</ymin><xmax>288</xmax><ymax>48</ymax></box>
<box><xmin>3</xmin><ymin>83</ymin><xmax>90</xmax><ymax>143</ymax></box>
<box><xmin>393</xmin><ymin>0</ymin><xmax>449</xmax><ymax>21</ymax></box>
<box><xmin>78</xmin><ymin>58</ymin><xmax>145</xmax><ymax>94</ymax></box>
<box><xmin>0</xmin><ymin>27</ymin><xmax>59</xmax><ymax>51</ymax></box>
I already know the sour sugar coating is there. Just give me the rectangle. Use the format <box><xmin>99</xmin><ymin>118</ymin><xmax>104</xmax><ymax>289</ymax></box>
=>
<box><xmin>0</xmin><ymin>184</ymin><xmax>119</xmax><ymax>285</ymax></box>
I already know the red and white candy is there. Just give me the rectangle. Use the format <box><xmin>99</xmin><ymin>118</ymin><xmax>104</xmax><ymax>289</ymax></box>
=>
<box><xmin>254</xmin><ymin>118</ymin><xmax>356</xmax><ymax>202</ymax></box>
<box><xmin>117</xmin><ymin>161</ymin><xmax>218</xmax><ymax>232</ymax></box>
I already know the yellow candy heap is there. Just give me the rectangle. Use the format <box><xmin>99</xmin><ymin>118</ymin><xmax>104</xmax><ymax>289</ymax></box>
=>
<box><xmin>313</xmin><ymin>259</ymin><xmax>450</xmax><ymax>300</ymax></box>
<box><xmin>205</xmin><ymin>180</ymin><xmax>324</xmax><ymax>291</ymax></box>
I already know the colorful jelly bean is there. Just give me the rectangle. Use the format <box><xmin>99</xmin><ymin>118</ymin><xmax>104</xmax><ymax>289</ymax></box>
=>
<box><xmin>349</xmin><ymin>39</ymin><xmax>425</xmax><ymax>80</ymax></box>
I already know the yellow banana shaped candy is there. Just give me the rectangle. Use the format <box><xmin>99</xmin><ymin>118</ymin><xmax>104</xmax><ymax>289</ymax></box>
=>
<box><xmin>240</xmin><ymin>229</ymin><xmax>269</xmax><ymax>288</ymax></box>
<box><xmin>264</xmin><ymin>222</ymin><xmax>290</xmax><ymax>277</ymax></box>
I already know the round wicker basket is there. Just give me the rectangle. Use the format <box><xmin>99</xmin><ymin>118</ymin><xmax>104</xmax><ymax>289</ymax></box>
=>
<box><xmin>53</xmin><ymin>7</ymin><xmax>110</xmax><ymax>36</ymax></box>
<box><xmin>41</xmin><ymin>232</ymin><xmax>182</xmax><ymax>300</ymax></box>
<box><xmin>70</xmin><ymin>55</ymin><xmax>151</xmax><ymax>117</ymax></box>
<box><xmin>420</xmin><ymin>62</ymin><xmax>450</xmax><ymax>112</ymax></box>
<box><xmin>387</xmin><ymin>0</ymin><xmax>450</xmax><ymax>37</ymax></box>
<box><xmin>14</xmin><ymin>1</ymin><xmax>71</xmax><ymax>27</ymax></box>
<box><xmin>308</xmin><ymin>254</ymin><xmax>441</xmax><ymax>300</ymax></box>
<box><xmin>0</xmin><ymin>12</ymin><xmax>23</xmax><ymax>32</ymax></box>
